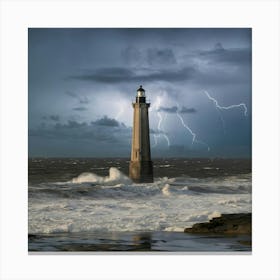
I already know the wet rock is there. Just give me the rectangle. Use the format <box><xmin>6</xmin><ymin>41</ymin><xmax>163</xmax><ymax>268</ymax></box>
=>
<box><xmin>184</xmin><ymin>213</ymin><xmax>251</xmax><ymax>234</ymax></box>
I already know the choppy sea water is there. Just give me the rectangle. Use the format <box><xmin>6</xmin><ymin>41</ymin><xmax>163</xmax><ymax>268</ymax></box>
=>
<box><xmin>28</xmin><ymin>158</ymin><xmax>252</xmax><ymax>252</ymax></box>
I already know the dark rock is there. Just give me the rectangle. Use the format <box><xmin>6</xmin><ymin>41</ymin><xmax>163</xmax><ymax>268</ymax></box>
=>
<box><xmin>238</xmin><ymin>240</ymin><xmax>252</xmax><ymax>246</ymax></box>
<box><xmin>184</xmin><ymin>213</ymin><xmax>251</xmax><ymax>234</ymax></box>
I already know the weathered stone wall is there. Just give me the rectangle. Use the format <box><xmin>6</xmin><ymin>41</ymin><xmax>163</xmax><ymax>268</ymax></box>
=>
<box><xmin>129</xmin><ymin>102</ymin><xmax>153</xmax><ymax>183</ymax></box>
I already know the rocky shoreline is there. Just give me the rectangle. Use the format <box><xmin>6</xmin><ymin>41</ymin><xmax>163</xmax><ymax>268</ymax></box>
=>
<box><xmin>184</xmin><ymin>213</ymin><xmax>251</xmax><ymax>234</ymax></box>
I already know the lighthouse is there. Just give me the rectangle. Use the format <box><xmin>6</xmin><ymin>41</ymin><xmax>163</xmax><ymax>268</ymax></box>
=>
<box><xmin>129</xmin><ymin>85</ymin><xmax>154</xmax><ymax>183</ymax></box>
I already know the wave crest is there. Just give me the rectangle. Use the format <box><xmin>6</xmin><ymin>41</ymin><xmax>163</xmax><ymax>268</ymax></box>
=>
<box><xmin>71</xmin><ymin>167</ymin><xmax>131</xmax><ymax>185</ymax></box>
<box><xmin>186</xmin><ymin>211</ymin><xmax>221</xmax><ymax>223</ymax></box>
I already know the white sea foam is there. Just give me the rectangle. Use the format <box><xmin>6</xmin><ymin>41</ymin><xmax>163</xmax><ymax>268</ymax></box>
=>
<box><xmin>218</xmin><ymin>197</ymin><xmax>252</xmax><ymax>206</ymax></box>
<box><xmin>28</xmin><ymin>171</ymin><xmax>252</xmax><ymax>234</ymax></box>
<box><xmin>162</xmin><ymin>184</ymin><xmax>171</xmax><ymax>196</ymax></box>
<box><xmin>71</xmin><ymin>167</ymin><xmax>132</xmax><ymax>185</ymax></box>
<box><xmin>186</xmin><ymin>211</ymin><xmax>221</xmax><ymax>222</ymax></box>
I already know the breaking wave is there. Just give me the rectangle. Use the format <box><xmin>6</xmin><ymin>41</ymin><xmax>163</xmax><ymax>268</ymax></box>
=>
<box><xmin>28</xmin><ymin>168</ymin><xmax>252</xmax><ymax>234</ymax></box>
<box><xmin>71</xmin><ymin>167</ymin><xmax>132</xmax><ymax>185</ymax></box>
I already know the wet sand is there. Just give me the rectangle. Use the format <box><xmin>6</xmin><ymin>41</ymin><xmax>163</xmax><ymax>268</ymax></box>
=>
<box><xmin>29</xmin><ymin>231</ymin><xmax>251</xmax><ymax>252</ymax></box>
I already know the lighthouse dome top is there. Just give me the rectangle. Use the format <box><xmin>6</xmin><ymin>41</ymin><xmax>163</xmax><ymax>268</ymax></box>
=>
<box><xmin>137</xmin><ymin>85</ymin><xmax>145</xmax><ymax>97</ymax></box>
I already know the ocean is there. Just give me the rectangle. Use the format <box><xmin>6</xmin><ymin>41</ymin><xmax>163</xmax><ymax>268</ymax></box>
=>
<box><xmin>28</xmin><ymin>158</ymin><xmax>252</xmax><ymax>252</ymax></box>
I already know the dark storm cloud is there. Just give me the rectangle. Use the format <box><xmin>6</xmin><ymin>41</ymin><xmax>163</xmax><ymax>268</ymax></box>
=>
<box><xmin>157</xmin><ymin>105</ymin><xmax>196</xmax><ymax>114</ymax></box>
<box><xmin>56</xmin><ymin>120</ymin><xmax>87</xmax><ymax>129</ymax></box>
<box><xmin>92</xmin><ymin>116</ymin><xmax>120</xmax><ymax>127</ymax></box>
<box><xmin>29</xmin><ymin>119</ymin><xmax>131</xmax><ymax>144</ymax></box>
<box><xmin>42</xmin><ymin>115</ymin><xmax>60</xmax><ymax>122</ymax></box>
<box><xmin>116</xmin><ymin>28</ymin><xmax>251</xmax><ymax>44</ymax></box>
<box><xmin>65</xmin><ymin>91</ymin><xmax>90</xmax><ymax>104</ymax></box>
<box><xmin>65</xmin><ymin>91</ymin><xmax>77</xmax><ymax>98</ymax></box>
<box><xmin>50</xmin><ymin>115</ymin><xmax>60</xmax><ymax>121</ymax></box>
<box><xmin>68</xmin><ymin>66</ymin><xmax>196</xmax><ymax>84</ymax></box>
<box><xmin>122</xmin><ymin>47</ymin><xmax>177</xmax><ymax>66</ymax></box>
<box><xmin>180</xmin><ymin>106</ymin><xmax>197</xmax><ymax>114</ymax></box>
<box><xmin>29</xmin><ymin>28</ymin><xmax>251</xmax><ymax>157</ymax></box>
<box><xmin>150</xmin><ymin>128</ymin><xmax>165</xmax><ymax>135</ymax></box>
<box><xmin>198</xmin><ymin>43</ymin><xmax>251</xmax><ymax>65</ymax></box>
<box><xmin>193</xmin><ymin>67</ymin><xmax>251</xmax><ymax>86</ymax></box>
<box><xmin>158</xmin><ymin>106</ymin><xmax>178</xmax><ymax>113</ymax></box>
<box><xmin>78</xmin><ymin>96</ymin><xmax>90</xmax><ymax>104</ymax></box>
<box><xmin>147</xmin><ymin>48</ymin><xmax>177</xmax><ymax>65</ymax></box>
<box><xmin>122</xmin><ymin>46</ymin><xmax>142</xmax><ymax>64</ymax></box>
<box><xmin>150</xmin><ymin>128</ymin><xmax>158</xmax><ymax>134</ymax></box>
<box><xmin>72</xmin><ymin>106</ymin><xmax>87</xmax><ymax>111</ymax></box>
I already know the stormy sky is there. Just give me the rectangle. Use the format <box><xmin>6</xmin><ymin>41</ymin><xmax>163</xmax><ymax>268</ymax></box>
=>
<box><xmin>28</xmin><ymin>28</ymin><xmax>251</xmax><ymax>158</ymax></box>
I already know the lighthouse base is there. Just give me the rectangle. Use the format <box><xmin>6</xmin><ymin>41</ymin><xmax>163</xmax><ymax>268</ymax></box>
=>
<box><xmin>129</xmin><ymin>160</ymin><xmax>153</xmax><ymax>183</ymax></box>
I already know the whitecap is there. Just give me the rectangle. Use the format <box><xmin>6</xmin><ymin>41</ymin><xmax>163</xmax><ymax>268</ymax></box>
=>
<box><xmin>71</xmin><ymin>167</ymin><xmax>132</xmax><ymax>185</ymax></box>
<box><xmin>162</xmin><ymin>184</ymin><xmax>171</xmax><ymax>196</ymax></box>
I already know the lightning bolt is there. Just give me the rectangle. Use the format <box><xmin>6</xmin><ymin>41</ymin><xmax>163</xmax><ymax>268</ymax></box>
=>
<box><xmin>151</xmin><ymin>96</ymin><xmax>171</xmax><ymax>147</ymax></box>
<box><xmin>176</xmin><ymin>111</ymin><xmax>196</xmax><ymax>144</ymax></box>
<box><xmin>176</xmin><ymin>106</ymin><xmax>210</xmax><ymax>151</ymax></box>
<box><xmin>151</xmin><ymin>111</ymin><xmax>161</xmax><ymax>148</ymax></box>
<box><xmin>152</xmin><ymin>133</ymin><xmax>158</xmax><ymax>147</ymax></box>
<box><xmin>216</xmin><ymin>109</ymin><xmax>226</xmax><ymax>134</ymax></box>
<box><xmin>204</xmin><ymin>90</ymin><xmax>248</xmax><ymax>116</ymax></box>
<box><xmin>158</xmin><ymin>112</ymin><xmax>170</xmax><ymax>146</ymax></box>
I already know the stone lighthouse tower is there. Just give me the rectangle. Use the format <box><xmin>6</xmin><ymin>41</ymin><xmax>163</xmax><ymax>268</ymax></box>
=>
<box><xmin>129</xmin><ymin>85</ymin><xmax>153</xmax><ymax>183</ymax></box>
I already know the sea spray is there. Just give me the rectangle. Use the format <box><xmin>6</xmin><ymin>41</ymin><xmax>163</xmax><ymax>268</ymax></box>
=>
<box><xmin>29</xmin><ymin>159</ymin><xmax>251</xmax><ymax>234</ymax></box>
<box><xmin>72</xmin><ymin>167</ymin><xmax>132</xmax><ymax>185</ymax></box>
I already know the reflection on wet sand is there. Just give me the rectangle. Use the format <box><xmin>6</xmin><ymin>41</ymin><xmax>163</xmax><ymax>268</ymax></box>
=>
<box><xmin>132</xmin><ymin>233</ymin><xmax>152</xmax><ymax>250</ymax></box>
<box><xmin>28</xmin><ymin>231</ymin><xmax>251</xmax><ymax>252</ymax></box>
